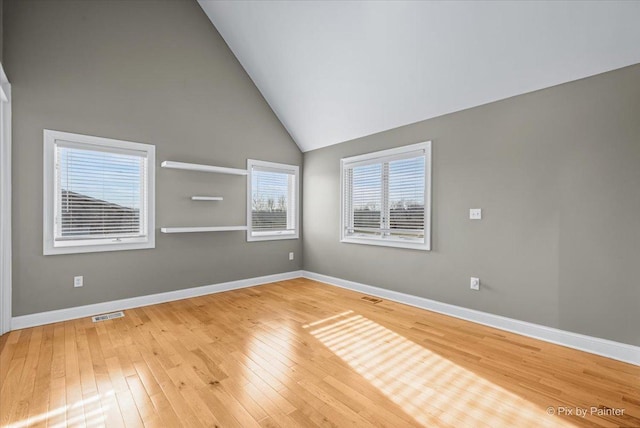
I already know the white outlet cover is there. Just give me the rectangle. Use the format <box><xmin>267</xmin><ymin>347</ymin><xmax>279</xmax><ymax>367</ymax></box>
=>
<box><xmin>470</xmin><ymin>277</ymin><xmax>480</xmax><ymax>290</ymax></box>
<box><xmin>74</xmin><ymin>276</ymin><xmax>83</xmax><ymax>288</ymax></box>
<box><xmin>289</xmin><ymin>252</ymin><xmax>294</xmax><ymax>260</ymax></box>
<box><xmin>470</xmin><ymin>208</ymin><xmax>482</xmax><ymax>220</ymax></box>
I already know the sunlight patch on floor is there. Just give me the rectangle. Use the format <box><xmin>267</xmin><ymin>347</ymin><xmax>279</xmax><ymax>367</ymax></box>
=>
<box><xmin>7</xmin><ymin>390</ymin><xmax>112</xmax><ymax>428</ymax></box>
<box><xmin>302</xmin><ymin>310</ymin><xmax>353</xmax><ymax>329</ymax></box>
<box><xmin>307</xmin><ymin>313</ymin><xmax>575</xmax><ymax>427</ymax></box>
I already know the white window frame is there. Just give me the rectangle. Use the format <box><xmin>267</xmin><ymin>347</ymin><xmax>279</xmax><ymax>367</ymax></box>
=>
<box><xmin>43</xmin><ymin>130</ymin><xmax>155</xmax><ymax>255</ymax></box>
<box><xmin>247</xmin><ymin>159</ymin><xmax>299</xmax><ymax>242</ymax></box>
<box><xmin>340</xmin><ymin>141</ymin><xmax>431</xmax><ymax>251</ymax></box>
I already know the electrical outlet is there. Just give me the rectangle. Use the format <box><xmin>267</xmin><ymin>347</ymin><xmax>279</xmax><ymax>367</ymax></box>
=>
<box><xmin>74</xmin><ymin>276</ymin><xmax>84</xmax><ymax>288</ymax></box>
<box><xmin>289</xmin><ymin>252</ymin><xmax>294</xmax><ymax>261</ymax></box>
<box><xmin>470</xmin><ymin>277</ymin><xmax>480</xmax><ymax>291</ymax></box>
<box><xmin>470</xmin><ymin>209</ymin><xmax>482</xmax><ymax>220</ymax></box>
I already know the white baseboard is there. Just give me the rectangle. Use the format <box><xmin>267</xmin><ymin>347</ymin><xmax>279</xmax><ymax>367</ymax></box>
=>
<box><xmin>301</xmin><ymin>271</ymin><xmax>640</xmax><ymax>366</ymax></box>
<box><xmin>11</xmin><ymin>270</ymin><xmax>303</xmax><ymax>330</ymax></box>
<box><xmin>11</xmin><ymin>269</ymin><xmax>639</xmax><ymax>366</ymax></box>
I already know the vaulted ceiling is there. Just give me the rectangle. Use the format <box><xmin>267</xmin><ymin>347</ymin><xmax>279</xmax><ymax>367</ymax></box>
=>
<box><xmin>198</xmin><ymin>1</ymin><xmax>640</xmax><ymax>152</ymax></box>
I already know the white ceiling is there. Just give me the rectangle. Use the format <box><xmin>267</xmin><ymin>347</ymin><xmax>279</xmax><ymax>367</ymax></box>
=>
<box><xmin>198</xmin><ymin>1</ymin><xmax>640</xmax><ymax>152</ymax></box>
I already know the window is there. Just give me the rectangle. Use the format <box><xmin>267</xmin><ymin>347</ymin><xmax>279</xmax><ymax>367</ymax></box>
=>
<box><xmin>247</xmin><ymin>160</ymin><xmax>299</xmax><ymax>241</ymax></box>
<box><xmin>43</xmin><ymin>130</ymin><xmax>155</xmax><ymax>255</ymax></box>
<box><xmin>341</xmin><ymin>141</ymin><xmax>431</xmax><ymax>250</ymax></box>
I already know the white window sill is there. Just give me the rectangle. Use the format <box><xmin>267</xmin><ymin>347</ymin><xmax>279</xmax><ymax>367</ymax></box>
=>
<box><xmin>341</xmin><ymin>236</ymin><xmax>429</xmax><ymax>251</ymax></box>
<box><xmin>247</xmin><ymin>230</ymin><xmax>299</xmax><ymax>242</ymax></box>
<box><xmin>44</xmin><ymin>239</ymin><xmax>154</xmax><ymax>255</ymax></box>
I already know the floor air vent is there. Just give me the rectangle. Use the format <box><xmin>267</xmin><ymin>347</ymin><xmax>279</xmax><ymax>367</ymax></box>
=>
<box><xmin>361</xmin><ymin>296</ymin><xmax>383</xmax><ymax>304</ymax></box>
<box><xmin>92</xmin><ymin>311</ymin><xmax>125</xmax><ymax>322</ymax></box>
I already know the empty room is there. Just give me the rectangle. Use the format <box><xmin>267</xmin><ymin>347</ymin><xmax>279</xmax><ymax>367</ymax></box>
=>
<box><xmin>0</xmin><ymin>0</ymin><xmax>639</xmax><ymax>427</ymax></box>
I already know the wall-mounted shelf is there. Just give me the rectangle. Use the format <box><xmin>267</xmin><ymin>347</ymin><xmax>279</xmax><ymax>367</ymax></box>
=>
<box><xmin>191</xmin><ymin>196</ymin><xmax>223</xmax><ymax>201</ymax></box>
<box><xmin>161</xmin><ymin>160</ymin><xmax>247</xmax><ymax>234</ymax></box>
<box><xmin>161</xmin><ymin>226</ymin><xmax>248</xmax><ymax>233</ymax></box>
<box><xmin>161</xmin><ymin>161</ymin><xmax>248</xmax><ymax>175</ymax></box>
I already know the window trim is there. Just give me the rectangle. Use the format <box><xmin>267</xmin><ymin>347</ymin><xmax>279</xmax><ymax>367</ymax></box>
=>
<box><xmin>43</xmin><ymin>130</ymin><xmax>155</xmax><ymax>255</ymax></box>
<box><xmin>340</xmin><ymin>141</ymin><xmax>432</xmax><ymax>251</ymax></box>
<box><xmin>246</xmin><ymin>159</ymin><xmax>299</xmax><ymax>242</ymax></box>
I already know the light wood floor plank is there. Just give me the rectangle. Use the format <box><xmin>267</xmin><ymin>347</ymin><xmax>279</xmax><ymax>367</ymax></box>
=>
<box><xmin>1</xmin><ymin>278</ymin><xmax>638</xmax><ymax>427</ymax></box>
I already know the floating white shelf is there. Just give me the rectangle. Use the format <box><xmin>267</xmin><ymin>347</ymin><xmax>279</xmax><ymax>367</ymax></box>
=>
<box><xmin>161</xmin><ymin>161</ymin><xmax>248</xmax><ymax>176</ymax></box>
<box><xmin>160</xmin><ymin>226</ymin><xmax>248</xmax><ymax>233</ymax></box>
<box><xmin>191</xmin><ymin>196</ymin><xmax>223</xmax><ymax>201</ymax></box>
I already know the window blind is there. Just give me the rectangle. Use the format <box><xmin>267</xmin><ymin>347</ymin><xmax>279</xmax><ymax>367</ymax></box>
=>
<box><xmin>55</xmin><ymin>143</ymin><xmax>147</xmax><ymax>241</ymax></box>
<box><xmin>251</xmin><ymin>168</ymin><xmax>295</xmax><ymax>232</ymax></box>
<box><xmin>388</xmin><ymin>156</ymin><xmax>425</xmax><ymax>237</ymax></box>
<box><xmin>344</xmin><ymin>152</ymin><xmax>425</xmax><ymax>241</ymax></box>
<box><xmin>348</xmin><ymin>163</ymin><xmax>382</xmax><ymax>235</ymax></box>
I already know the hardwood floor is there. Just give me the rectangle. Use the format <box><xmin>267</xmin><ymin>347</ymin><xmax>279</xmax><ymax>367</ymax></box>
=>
<box><xmin>1</xmin><ymin>278</ymin><xmax>638</xmax><ymax>427</ymax></box>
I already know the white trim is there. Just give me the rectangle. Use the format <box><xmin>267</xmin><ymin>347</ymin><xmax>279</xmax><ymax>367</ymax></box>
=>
<box><xmin>341</xmin><ymin>142</ymin><xmax>428</xmax><ymax>165</ymax></box>
<box><xmin>247</xmin><ymin>159</ymin><xmax>300</xmax><ymax>242</ymax></box>
<box><xmin>340</xmin><ymin>235</ymin><xmax>429</xmax><ymax>251</ymax></box>
<box><xmin>11</xmin><ymin>270</ymin><xmax>303</xmax><ymax>330</ymax></box>
<box><xmin>43</xmin><ymin>130</ymin><xmax>156</xmax><ymax>255</ymax></box>
<box><xmin>0</xmin><ymin>64</ymin><xmax>12</xmax><ymax>335</ymax></box>
<box><xmin>301</xmin><ymin>271</ymin><xmax>640</xmax><ymax>366</ymax></box>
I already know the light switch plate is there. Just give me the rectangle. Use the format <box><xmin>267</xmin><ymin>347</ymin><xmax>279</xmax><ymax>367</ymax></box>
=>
<box><xmin>470</xmin><ymin>208</ymin><xmax>482</xmax><ymax>220</ymax></box>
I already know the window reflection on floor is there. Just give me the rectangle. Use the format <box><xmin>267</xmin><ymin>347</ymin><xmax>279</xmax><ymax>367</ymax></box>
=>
<box><xmin>306</xmin><ymin>312</ymin><xmax>575</xmax><ymax>427</ymax></box>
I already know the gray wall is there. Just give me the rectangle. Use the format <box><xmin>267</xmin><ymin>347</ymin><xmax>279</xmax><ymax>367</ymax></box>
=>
<box><xmin>5</xmin><ymin>0</ymin><xmax>638</xmax><ymax>347</ymax></box>
<box><xmin>1</xmin><ymin>0</ymin><xmax>3</xmax><ymax>63</ymax></box>
<box><xmin>5</xmin><ymin>0</ymin><xmax>302</xmax><ymax>316</ymax></box>
<box><xmin>303</xmin><ymin>64</ymin><xmax>640</xmax><ymax>346</ymax></box>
